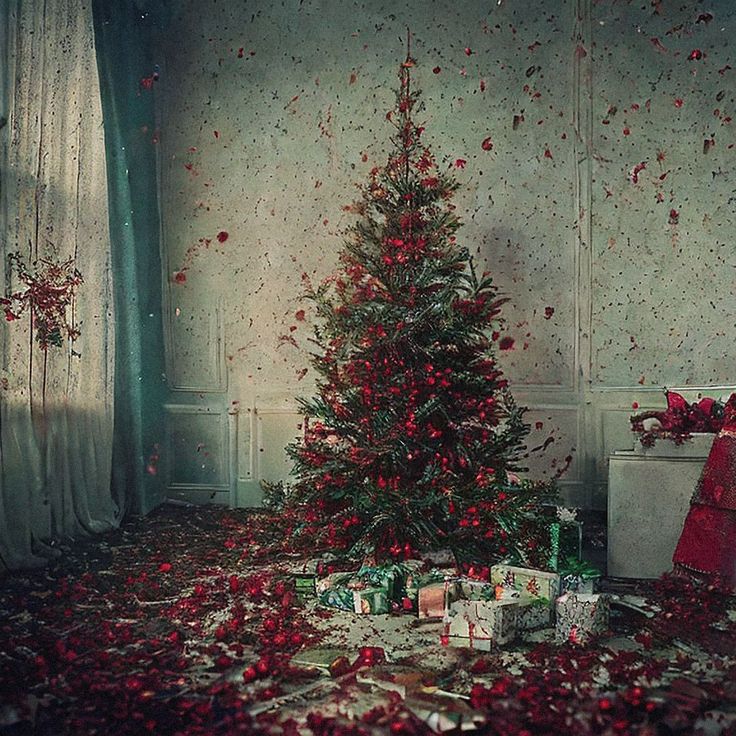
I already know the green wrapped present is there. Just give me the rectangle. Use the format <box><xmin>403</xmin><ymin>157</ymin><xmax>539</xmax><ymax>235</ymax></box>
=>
<box><xmin>355</xmin><ymin>563</ymin><xmax>406</xmax><ymax>601</ymax></box>
<box><xmin>316</xmin><ymin>572</ymin><xmax>355</xmax><ymax>611</ymax></box>
<box><xmin>403</xmin><ymin>569</ymin><xmax>447</xmax><ymax>613</ymax></box>
<box><xmin>353</xmin><ymin>585</ymin><xmax>390</xmax><ymax>614</ymax></box>
<box><xmin>316</xmin><ymin>570</ymin><xmax>393</xmax><ymax>614</ymax></box>
<box><xmin>559</xmin><ymin>557</ymin><xmax>601</xmax><ymax>594</ymax></box>
<box><xmin>294</xmin><ymin>574</ymin><xmax>316</xmax><ymax>599</ymax></box>
<box><xmin>547</xmin><ymin>516</ymin><xmax>583</xmax><ymax>572</ymax></box>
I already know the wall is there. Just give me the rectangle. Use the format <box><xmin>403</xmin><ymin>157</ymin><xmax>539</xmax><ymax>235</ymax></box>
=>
<box><xmin>155</xmin><ymin>0</ymin><xmax>735</xmax><ymax>509</ymax></box>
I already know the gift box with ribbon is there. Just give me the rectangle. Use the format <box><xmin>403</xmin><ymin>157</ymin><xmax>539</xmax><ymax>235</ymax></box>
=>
<box><xmin>558</xmin><ymin>557</ymin><xmax>601</xmax><ymax>595</ymax></box>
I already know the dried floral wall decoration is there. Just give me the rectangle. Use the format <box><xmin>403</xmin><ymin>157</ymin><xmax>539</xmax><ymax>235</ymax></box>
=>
<box><xmin>2</xmin><ymin>252</ymin><xmax>83</xmax><ymax>351</ymax></box>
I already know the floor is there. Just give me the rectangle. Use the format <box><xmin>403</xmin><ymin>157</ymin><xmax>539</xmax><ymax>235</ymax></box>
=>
<box><xmin>0</xmin><ymin>505</ymin><xmax>734</xmax><ymax>735</ymax></box>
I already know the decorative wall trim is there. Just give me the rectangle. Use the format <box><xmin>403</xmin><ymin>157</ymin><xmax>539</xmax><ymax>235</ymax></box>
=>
<box><xmin>163</xmin><ymin>300</ymin><xmax>227</xmax><ymax>393</ymax></box>
<box><xmin>163</xmin><ymin>404</ymin><xmax>230</xmax><ymax>492</ymax></box>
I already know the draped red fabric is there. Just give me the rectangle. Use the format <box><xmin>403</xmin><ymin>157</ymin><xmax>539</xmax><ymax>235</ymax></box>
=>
<box><xmin>673</xmin><ymin>402</ymin><xmax>736</xmax><ymax>586</ymax></box>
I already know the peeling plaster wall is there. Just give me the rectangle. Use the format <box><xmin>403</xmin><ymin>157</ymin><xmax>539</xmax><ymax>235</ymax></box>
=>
<box><xmin>156</xmin><ymin>0</ymin><xmax>735</xmax><ymax>509</ymax></box>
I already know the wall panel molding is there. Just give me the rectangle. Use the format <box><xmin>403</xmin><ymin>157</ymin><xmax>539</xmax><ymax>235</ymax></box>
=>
<box><xmin>164</xmin><ymin>404</ymin><xmax>230</xmax><ymax>502</ymax></box>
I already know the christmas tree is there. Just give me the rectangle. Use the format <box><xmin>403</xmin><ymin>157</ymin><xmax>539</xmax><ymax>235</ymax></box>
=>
<box><xmin>287</xmin><ymin>42</ymin><xmax>556</xmax><ymax>565</ymax></box>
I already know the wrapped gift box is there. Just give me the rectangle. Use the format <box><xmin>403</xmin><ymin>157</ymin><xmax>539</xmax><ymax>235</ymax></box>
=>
<box><xmin>490</xmin><ymin>564</ymin><xmax>560</xmax><ymax>605</ymax></box>
<box><xmin>355</xmin><ymin>563</ymin><xmax>406</xmax><ymax>602</ymax></box>
<box><xmin>418</xmin><ymin>578</ymin><xmax>459</xmax><ymax>619</ymax></box>
<box><xmin>558</xmin><ymin>558</ymin><xmax>601</xmax><ymax>595</ymax></box>
<box><xmin>317</xmin><ymin>573</ymin><xmax>393</xmax><ymax>615</ymax></box>
<box><xmin>353</xmin><ymin>585</ymin><xmax>390</xmax><ymax>614</ymax></box>
<box><xmin>447</xmin><ymin>599</ymin><xmax>518</xmax><ymax>649</ymax></box>
<box><xmin>457</xmin><ymin>578</ymin><xmax>496</xmax><ymax>602</ymax></box>
<box><xmin>516</xmin><ymin>598</ymin><xmax>552</xmax><ymax>631</ymax></box>
<box><xmin>548</xmin><ymin>520</ymin><xmax>583</xmax><ymax>571</ymax></box>
<box><xmin>317</xmin><ymin>581</ymin><xmax>355</xmax><ymax>611</ymax></box>
<box><xmin>560</xmin><ymin>575</ymin><xmax>596</xmax><ymax>595</ymax></box>
<box><xmin>555</xmin><ymin>592</ymin><xmax>610</xmax><ymax>644</ymax></box>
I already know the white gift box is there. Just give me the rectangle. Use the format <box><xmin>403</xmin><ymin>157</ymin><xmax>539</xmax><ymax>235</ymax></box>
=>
<box><xmin>555</xmin><ymin>593</ymin><xmax>610</xmax><ymax>644</ymax></box>
<box><xmin>447</xmin><ymin>598</ymin><xmax>518</xmax><ymax>648</ymax></box>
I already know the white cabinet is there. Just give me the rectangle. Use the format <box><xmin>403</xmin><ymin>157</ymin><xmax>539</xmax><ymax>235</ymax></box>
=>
<box><xmin>607</xmin><ymin>435</ymin><xmax>713</xmax><ymax>578</ymax></box>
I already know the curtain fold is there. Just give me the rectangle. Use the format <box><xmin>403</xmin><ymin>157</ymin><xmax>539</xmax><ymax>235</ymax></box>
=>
<box><xmin>0</xmin><ymin>0</ymin><xmax>121</xmax><ymax>570</ymax></box>
<box><xmin>91</xmin><ymin>0</ymin><xmax>168</xmax><ymax>516</ymax></box>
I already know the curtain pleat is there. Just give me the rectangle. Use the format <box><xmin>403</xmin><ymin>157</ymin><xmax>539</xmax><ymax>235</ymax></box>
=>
<box><xmin>92</xmin><ymin>0</ymin><xmax>168</xmax><ymax>517</ymax></box>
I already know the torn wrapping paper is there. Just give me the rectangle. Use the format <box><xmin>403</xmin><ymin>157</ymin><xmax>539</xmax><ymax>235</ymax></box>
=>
<box><xmin>403</xmin><ymin>691</ymin><xmax>486</xmax><ymax>733</ymax></box>
<box><xmin>355</xmin><ymin>666</ymin><xmax>430</xmax><ymax>698</ymax></box>
<box><xmin>555</xmin><ymin>592</ymin><xmax>610</xmax><ymax>644</ymax></box>
<box><xmin>290</xmin><ymin>648</ymin><xmax>352</xmax><ymax>677</ymax></box>
<box><xmin>447</xmin><ymin>598</ymin><xmax>518</xmax><ymax>649</ymax></box>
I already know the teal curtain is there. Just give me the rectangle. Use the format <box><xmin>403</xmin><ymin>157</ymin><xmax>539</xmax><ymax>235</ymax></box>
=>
<box><xmin>92</xmin><ymin>1</ymin><xmax>168</xmax><ymax>515</ymax></box>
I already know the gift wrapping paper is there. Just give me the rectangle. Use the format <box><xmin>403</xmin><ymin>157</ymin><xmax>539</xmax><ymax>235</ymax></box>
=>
<box><xmin>555</xmin><ymin>592</ymin><xmax>610</xmax><ymax>644</ymax></box>
<box><xmin>490</xmin><ymin>564</ymin><xmax>560</xmax><ymax>605</ymax></box>
<box><xmin>447</xmin><ymin>598</ymin><xmax>518</xmax><ymax>648</ymax></box>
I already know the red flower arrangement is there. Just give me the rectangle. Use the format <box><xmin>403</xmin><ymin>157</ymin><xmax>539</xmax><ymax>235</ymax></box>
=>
<box><xmin>1</xmin><ymin>251</ymin><xmax>83</xmax><ymax>350</ymax></box>
<box><xmin>630</xmin><ymin>390</ymin><xmax>734</xmax><ymax>447</ymax></box>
